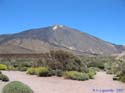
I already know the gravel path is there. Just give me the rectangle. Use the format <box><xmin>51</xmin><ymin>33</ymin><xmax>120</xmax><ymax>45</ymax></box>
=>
<box><xmin>1</xmin><ymin>71</ymin><xmax>125</xmax><ymax>93</ymax></box>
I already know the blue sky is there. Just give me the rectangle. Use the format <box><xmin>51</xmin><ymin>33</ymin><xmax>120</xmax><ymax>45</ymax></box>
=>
<box><xmin>0</xmin><ymin>0</ymin><xmax>125</xmax><ymax>45</ymax></box>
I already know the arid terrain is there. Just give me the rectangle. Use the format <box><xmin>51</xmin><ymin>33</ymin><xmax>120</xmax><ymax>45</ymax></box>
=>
<box><xmin>0</xmin><ymin>71</ymin><xmax>124</xmax><ymax>93</ymax></box>
<box><xmin>0</xmin><ymin>81</ymin><xmax>7</xmax><ymax>93</ymax></box>
<box><xmin>0</xmin><ymin>25</ymin><xmax>124</xmax><ymax>55</ymax></box>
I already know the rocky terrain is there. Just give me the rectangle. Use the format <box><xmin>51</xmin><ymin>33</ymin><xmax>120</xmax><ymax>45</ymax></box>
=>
<box><xmin>0</xmin><ymin>25</ymin><xmax>124</xmax><ymax>55</ymax></box>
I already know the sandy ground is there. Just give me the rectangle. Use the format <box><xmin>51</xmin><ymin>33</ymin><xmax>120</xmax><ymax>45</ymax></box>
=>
<box><xmin>0</xmin><ymin>71</ymin><xmax>125</xmax><ymax>93</ymax></box>
<box><xmin>0</xmin><ymin>81</ymin><xmax>7</xmax><ymax>93</ymax></box>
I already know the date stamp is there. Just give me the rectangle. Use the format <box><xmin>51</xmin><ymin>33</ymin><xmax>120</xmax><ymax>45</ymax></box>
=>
<box><xmin>92</xmin><ymin>88</ymin><xmax>125</xmax><ymax>93</ymax></box>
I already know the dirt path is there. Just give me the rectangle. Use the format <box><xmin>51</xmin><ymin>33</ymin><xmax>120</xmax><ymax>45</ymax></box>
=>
<box><xmin>1</xmin><ymin>71</ymin><xmax>125</xmax><ymax>93</ymax></box>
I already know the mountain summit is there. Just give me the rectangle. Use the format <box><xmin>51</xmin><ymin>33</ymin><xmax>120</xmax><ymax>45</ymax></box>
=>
<box><xmin>0</xmin><ymin>25</ymin><xmax>124</xmax><ymax>55</ymax></box>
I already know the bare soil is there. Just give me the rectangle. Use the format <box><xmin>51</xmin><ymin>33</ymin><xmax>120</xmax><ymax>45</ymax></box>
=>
<box><xmin>0</xmin><ymin>71</ymin><xmax>125</xmax><ymax>93</ymax></box>
<box><xmin>0</xmin><ymin>81</ymin><xmax>7</xmax><ymax>93</ymax></box>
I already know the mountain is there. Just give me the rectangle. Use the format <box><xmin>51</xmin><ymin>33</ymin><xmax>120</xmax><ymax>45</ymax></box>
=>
<box><xmin>114</xmin><ymin>45</ymin><xmax>125</xmax><ymax>60</ymax></box>
<box><xmin>0</xmin><ymin>25</ymin><xmax>124</xmax><ymax>55</ymax></box>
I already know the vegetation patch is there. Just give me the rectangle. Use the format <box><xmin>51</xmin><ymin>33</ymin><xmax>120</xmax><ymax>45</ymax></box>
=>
<box><xmin>27</xmin><ymin>67</ymin><xmax>49</xmax><ymax>77</ymax></box>
<box><xmin>120</xmin><ymin>75</ymin><xmax>125</xmax><ymax>82</ymax></box>
<box><xmin>27</xmin><ymin>67</ymin><xmax>37</xmax><ymax>75</ymax></box>
<box><xmin>0</xmin><ymin>74</ymin><xmax>9</xmax><ymax>82</ymax></box>
<box><xmin>2</xmin><ymin>81</ymin><xmax>33</xmax><ymax>93</ymax></box>
<box><xmin>88</xmin><ymin>67</ymin><xmax>97</xmax><ymax>79</ymax></box>
<box><xmin>0</xmin><ymin>64</ymin><xmax>7</xmax><ymax>70</ymax></box>
<box><xmin>64</xmin><ymin>71</ymin><xmax>89</xmax><ymax>81</ymax></box>
<box><xmin>0</xmin><ymin>50</ymin><xmax>118</xmax><ymax>81</ymax></box>
<box><xmin>35</xmin><ymin>67</ymin><xmax>49</xmax><ymax>77</ymax></box>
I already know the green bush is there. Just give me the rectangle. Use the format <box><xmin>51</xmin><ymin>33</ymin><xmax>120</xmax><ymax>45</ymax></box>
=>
<box><xmin>106</xmin><ymin>70</ymin><xmax>113</xmax><ymax>74</ymax></box>
<box><xmin>17</xmin><ymin>67</ymin><xmax>28</xmax><ymax>71</ymax></box>
<box><xmin>2</xmin><ymin>81</ymin><xmax>33</xmax><ymax>93</ymax></box>
<box><xmin>8</xmin><ymin>66</ymin><xmax>16</xmax><ymax>71</ymax></box>
<box><xmin>88</xmin><ymin>61</ymin><xmax>104</xmax><ymax>69</ymax></box>
<box><xmin>113</xmin><ymin>76</ymin><xmax>119</xmax><ymax>81</ymax></box>
<box><xmin>55</xmin><ymin>69</ymin><xmax>63</xmax><ymax>77</ymax></box>
<box><xmin>49</xmin><ymin>69</ymin><xmax>63</xmax><ymax>77</ymax></box>
<box><xmin>104</xmin><ymin>62</ymin><xmax>112</xmax><ymax>71</ymax></box>
<box><xmin>88</xmin><ymin>72</ymin><xmax>95</xmax><ymax>79</ymax></box>
<box><xmin>27</xmin><ymin>68</ymin><xmax>36</xmax><ymax>75</ymax></box>
<box><xmin>0</xmin><ymin>64</ymin><xmax>7</xmax><ymax>70</ymax></box>
<box><xmin>27</xmin><ymin>67</ymin><xmax>49</xmax><ymax>77</ymax></box>
<box><xmin>89</xmin><ymin>67</ymin><xmax>100</xmax><ymax>72</ymax></box>
<box><xmin>35</xmin><ymin>67</ymin><xmax>49</xmax><ymax>77</ymax></box>
<box><xmin>0</xmin><ymin>74</ymin><xmax>9</xmax><ymax>82</ymax></box>
<box><xmin>64</xmin><ymin>71</ymin><xmax>89</xmax><ymax>81</ymax></box>
<box><xmin>87</xmin><ymin>67</ymin><xmax>97</xmax><ymax>79</ymax></box>
<box><xmin>120</xmin><ymin>75</ymin><xmax>125</xmax><ymax>82</ymax></box>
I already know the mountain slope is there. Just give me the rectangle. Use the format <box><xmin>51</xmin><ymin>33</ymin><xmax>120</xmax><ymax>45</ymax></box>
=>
<box><xmin>0</xmin><ymin>25</ymin><xmax>124</xmax><ymax>55</ymax></box>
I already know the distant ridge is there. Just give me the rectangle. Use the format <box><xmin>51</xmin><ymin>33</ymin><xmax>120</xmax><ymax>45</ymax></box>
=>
<box><xmin>0</xmin><ymin>24</ymin><xmax>124</xmax><ymax>55</ymax></box>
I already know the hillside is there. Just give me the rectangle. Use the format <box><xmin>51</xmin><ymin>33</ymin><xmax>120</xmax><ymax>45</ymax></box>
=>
<box><xmin>0</xmin><ymin>25</ymin><xmax>124</xmax><ymax>55</ymax></box>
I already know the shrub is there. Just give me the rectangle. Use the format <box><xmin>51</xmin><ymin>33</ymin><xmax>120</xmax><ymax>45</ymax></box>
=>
<box><xmin>120</xmin><ymin>76</ymin><xmax>125</xmax><ymax>82</ymax></box>
<box><xmin>17</xmin><ymin>67</ymin><xmax>28</xmax><ymax>71</ymax></box>
<box><xmin>49</xmin><ymin>69</ymin><xmax>63</xmax><ymax>77</ymax></box>
<box><xmin>88</xmin><ymin>61</ymin><xmax>104</xmax><ymax>69</ymax></box>
<box><xmin>87</xmin><ymin>67</ymin><xmax>97</xmax><ymax>79</ymax></box>
<box><xmin>55</xmin><ymin>69</ymin><xmax>63</xmax><ymax>77</ymax></box>
<box><xmin>113</xmin><ymin>76</ymin><xmax>119</xmax><ymax>81</ymax></box>
<box><xmin>88</xmin><ymin>71</ymin><xmax>95</xmax><ymax>79</ymax></box>
<box><xmin>2</xmin><ymin>81</ymin><xmax>33</xmax><ymax>93</ymax></box>
<box><xmin>0</xmin><ymin>71</ymin><xmax>2</xmax><ymax>74</ymax></box>
<box><xmin>106</xmin><ymin>70</ymin><xmax>113</xmax><ymax>74</ymax></box>
<box><xmin>0</xmin><ymin>74</ymin><xmax>9</xmax><ymax>82</ymax></box>
<box><xmin>7</xmin><ymin>66</ymin><xmax>16</xmax><ymax>71</ymax></box>
<box><xmin>90</xmin><ymin>67</ymin><xmax>100</xmax><ymax>72</ymax></box>
<box><xmin>104</xmin><ymin>62</ymin><xmax>112</xmax><ymax>71</ymax></box>
<box><xmin>0</xmin><ymin>64</ymin><xmax>7</xmax><ymax>70</ymax></box>
<box><xmin>64</xmin><ymin>71</ymin><xmax>89</xmax><ymax>81</ymax></box>
<box><xmin>27</xmin><ymin>68</ymin><xmax>36</xmax><ymax>75</ymax></box>
<box><xmin>35</xmin><ymin>67</ymin><xmax>49</xmax><ymax>77</ymax></box>
<box><xmin>27</xmin><ymin>67</ymin><xmax>49</xmax><ymax>77</ymax></box>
